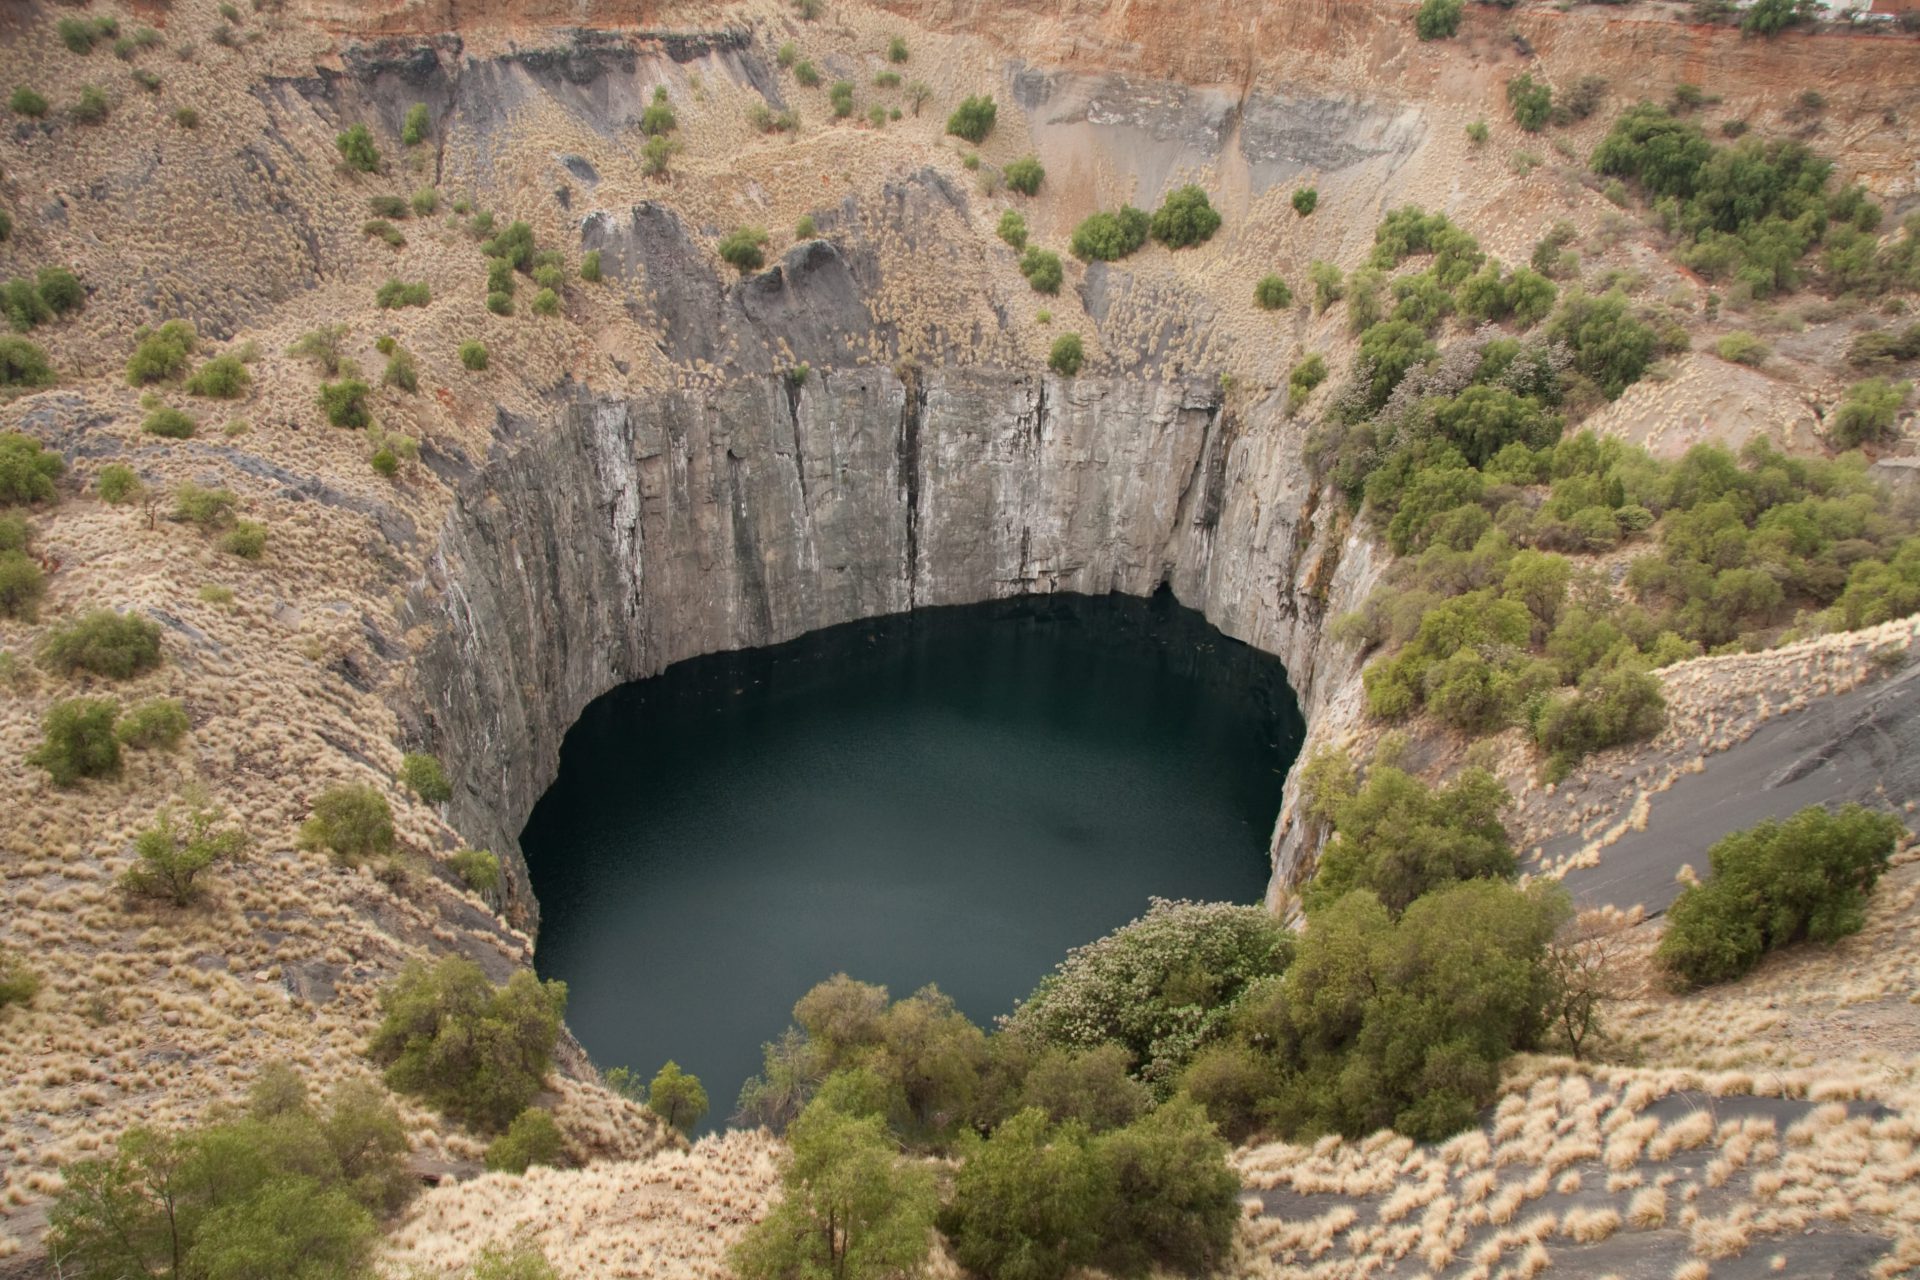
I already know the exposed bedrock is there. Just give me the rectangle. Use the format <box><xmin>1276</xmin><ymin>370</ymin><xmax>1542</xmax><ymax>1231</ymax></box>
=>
<box><xmin>406</xmin><ymin>363</ymin><xmax>1380</xmax><ymax>930</ymax></box>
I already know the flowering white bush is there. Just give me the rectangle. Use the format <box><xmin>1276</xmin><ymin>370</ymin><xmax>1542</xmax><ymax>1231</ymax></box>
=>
<box><xmin>1004</xmin><ymin>898</ymin><xmax>1293</xmax><ymax>1091</ymax></box>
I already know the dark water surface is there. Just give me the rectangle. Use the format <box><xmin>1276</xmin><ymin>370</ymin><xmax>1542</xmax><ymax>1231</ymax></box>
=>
<box><xmin>522</xmin><ymin>592</ymin><xmax>1302</xmax><ymax>1132</ymax></box>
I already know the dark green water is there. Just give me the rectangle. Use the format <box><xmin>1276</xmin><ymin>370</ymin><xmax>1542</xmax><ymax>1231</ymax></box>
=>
<box><xmin>521</xmin><ymin>592</ymin><xmax>1302</xmax><ymax>1132</ymax></box>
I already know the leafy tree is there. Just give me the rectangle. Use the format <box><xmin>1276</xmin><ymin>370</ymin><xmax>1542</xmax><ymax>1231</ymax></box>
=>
<box><xmin>1535</xmin><ymin>662</ymin><xmax>1667</xmax><ymax>777</ymax></box>
<box><xmin>39</xmin><ymin>609</ymin><xmax>162</xmax><ymax>678</ymax></box>
<box><xmin>1829</xmin><ymin>377</ymin><xmax>1909</xmax><ymax>448</ymax></box>
<box><xmin>1354</xmin><ymin>317</ymin><xmax>1436</xmax><ymax>413</ymax></box>
<box><xmin>1016</xmin><ymin>1044</ymin><xmax>1149</xmax><ymax>1133</ymax></box>
<box><xmin>1546</xmin><ymin>289</ymin><xmax>1655</xmax><ymax>398</ymax></box>
<box><xmin>646</xmin><ymin>1061</ymin><xmax>710</xmax><ymax>1135</ymax></box>
<box><xmin>288</xmin><ymin>324</ymin><xmax>350</xmax><ymax>374</ymax></box>
<box><xmin>1048</xmin><ymin>333</ymin><xmax>1084</xmax><ymax>376</ymax></box>
<box><xmin>735</xmin><ymin>1027</ymin><xmax>828</xmax><ymax>1131</ymax></box>
<box><xmin>0</xmin><ymin>335</ymin><xmax>54</xmax><ymax>388</ymax></box>
<box><xmin>1305</xmin><ymin>765</ymin><xmax>1514</xmax><ymax>915</ymax></box>
<box><xmin>1658</xmin><ymin>804</ymin><xmax>1904</xmax><ymax>987</ymax></box>
<box><xmin>298</xmin><ymin>784</ymin><xmax>394</xmax><ymax>866</ymax></box>
<box><xmin>1008</xmin><ymin>899</ymin><xmax>1292</xmax><ymax>1091</ymax></box>
<box><xmin>485</xmin><ymin>1107</ymin><xmax>563</xmax><ymax>1173</ymax></box>
<box><xmin>942</xmin><ymin>1109</ymin><xmax>1109</xmax><ymax>1280</ymax></box>
<box><xmin>1148</xmin><ymin>185</ymin><xmax>1221</xmax><ymax>249</ymax></box>
<box><xmin>1069</xmin><ymin>207</ymin><xmax>1150</xmax><ymax>261</ymax></box>
<box><xmin>1415</xmin><ymin>0</ymin><xmax>1464</xmax><ymax>39</ymax></box>
<box><xmin>946</xmin><ymin>95</ymin><xmax>997</xmax><ymax>143</ymax></box>
<box><xmin>29</xmin><ymin>697</ymin><xmax>121</xmax><ymax>784</ymax></box>
<box><xmin>120</xmin><ymin>798</ymin><xmax>245</xmax><ymax>905</ymax></box>
<box><xmin>1093</xmin><ymin>1096</ymin><xmax>1239</xmax><ymax>1278</ymax></box>
<box><xmin>732</xmin><ymin>1096</ymin><xmax>938</xmax><ymax>1280</ymax></box>
<box><xmin>126</xmin><ymin>320</ymin><xmax>196</xmax><ymax>384</ymax></box>
<box><xmin>368</xmin><ymin>956</ymin><xmax>567</xmax><ymax>1131</ymax></box>
<box><xmin>1004</xmin><ymin>155</ymin><xmax>1044</xmax><ymax>196</ymax></box>
<box><xmin>402</xmin><ymin>102</ymin><xmax>431</xmax><ymax>145</ymax></box>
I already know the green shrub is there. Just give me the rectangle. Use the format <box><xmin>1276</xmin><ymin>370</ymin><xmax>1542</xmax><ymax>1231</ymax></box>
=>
<box><xmin>486</xmin><ymin>290</ymin><xmax>514</xmax><ymax>316</ymax></box>
<box><xmin>641</xmin><ymin>85</ymin><xmax>677</xmax><ymax>135</ymax></box>
<box><xmin>941</xmin><ymin>1108</ymin><xmax>1107</xmax><ymax>1280</ymax></box>
<box><xmin>58</xmin><ymin>17</ymin><xmax>99</xmax><ymax>53</ymax></box>
<box><xmin>34</xmin><ymin>266</ymin><xmax>83</xmax><ymax>315</ymax></box>
<box><xmin>174</xmin><ymin>104</ymin><xmax>198</xmax><ymax>128</ymax></box>
<box><xmin>409</xmin><ymin>186</ymin><xmax>438</xmax><ymax>216</ymax></box>
<box><xmin>1466</xmin><ymin>119</ymin><xmax>1489</xmax><ymax>144</ymax></box>
<box><xmin>399</xmin><ymin>751</ymin><xmax>452</xmax><ymax>803</ymax></box>
<box><xmin>1287</xmin><ymin>354</ymin><xmax>1327</xmax><ymax>410</ymax></box>
<box><xmin>1008</xmin><ymin>899</ymin><xmax>1293</xmax><ymax>1090</ymax></box>
<box><xmin>369</xmin><ymin>956</ymin><xmax>567</xmax><ymax>1131</ymax></box>
<box><xmin>368</xmin><ymin>194</ymin><xmax>410</xmax><ymax>220</ymax></box>
<box><xmin>9</xmin><ymin>87</ymin><xmax>48</xmax><ymax>118</ymax></box>
<box><xmin>28</xmin><ymin>697</ymin><xmax>121</xmax><ymax>784</ymax></box>
<box><xmin>450</xmin><ymin>847</ymin><xmax>502</xmax><ymax>900</ymax></box>
<box><xmin>318</xmin><ymin>379</ymin><xmax>372</xmax><ymax>428</ymax></box>
<box><xmin>1</xmin><ymin>277</ymin><xmax>50</xmax><ymax>332</ymax></box>
<box><xmin>485</xmin><ymin>1107</ymin><xmax>563</xmax><ymax>1174</ymax></box>
<box><xmin>371</xmin><ymin>447</ymin><xmax>398</xmax><ymax>478</ymax></box>
<box><xmin>579</xmin><ymin>249</ymin><xmax>602</xmax><ymax>283</ymax></box>
<box><xmin>383</xmin><ymin>347</ymin><xmax>418</xmax><ymax>393</ymax></box>
<box><xmin>119</xmin><ymin>797</ymin><xmax>246</xmax><ymax>905</ymax></box>
<box><xmin>1019</xmin><ymin>246</ymin><xmax>1063</xmax><ymax>294</ymax></box>
<box><xmin>1507</xmin><ymin>72</ymin><xmax>1553</xmax><ymax>132</ymax></box>
<box><xmin>718</xmin><ymin>226</ymin><xmax>769</xmax><ymax>273</ymax></box>
<box><xmin>1004</xmin><ymin>155</ymin><xmax>1045</xmax><ymax>196</ymax></box>
<box><xmin>640</xmin><ymin>133</ymin><xmax>679</xmax><ymax>177</ymax></box>
<box><xmin>1546</xmin><ymin>289</ymin><xmax>1656</xmax><ymax>399</ymax></box>
<box><xmin>298</xmin><ymin>784</ymin><xmax>394</xmax><ymax>866</ymax></box>
<box><xmin>459</xmin><ymin>340</ymin><xmax>489</xmax><ymax>371</ymax></box>
<box><xmin>181</xmin><ymin>354</ymin><xmax>252</xmax><ymax>402</ymax></box>
<box><xmin>1415</xmin><ymin>0</ymin><xmax>1464</xmax><ymax>38</ymax></box>
<box><xmin>1535</xmin><ymin>663</ymin><xmax>1667</xmax><ymax>777</ymax></box>
<box><xmin>140</xmin><ymin>403</ymin><xmax>193</xmax><ymax>439</ymax></box>
<box><xmin>0</xmin><ymin>550</ymin><xmax>44</xmax><ymax>620</ymax></box>
<box><xmin>1048</xmin><ymin>333</ymin><xmax>1084</xmax><ymax>376</ymax></box>
<box><xmin>530</xmin><ymin>287</ymin><xmax>560</xmax><ymax>316</ymax></box>
<box><xmin>0</xmin><ymin>431</ymin><xmax>62</xmax><ymax>502</ymax></box>
<box><xmin>173</xmin><ymin>482</ymin><xmax>237</xmax><ymax>529</ymax></box>
<box><xmin>375</xmin><ymin>278</ymin><xmax>430</xmax><ymax>309</ymax></box>
<box><xmin>888</xmin><ymin>35</ymin><xmax>909</xmax><ymax>62</ymax></box>
<box><xmin>287</xmin><ymin>324</ymin><xmax>348</xmax><ymax>374</ymax></box>
<box><xmin>219</xmin><ymin>519</ymin><xmax>266</xmax><ymax>559</ymax></box>
<box><xmin>1254</xmin><ymin>274</ymin><xmax>1292</xmax><ymax>311</ymax></box>
<box><xmin>126</xmin><ymin>320</ymin><xmax>196</xmax><ymax>385</ymax></box>
<box><xmin>1829</xmin><ymin>377</ymin><xmax>1910</xmax><ymax>448</ymax></box>
<box><xmin>95</xmin><ymin>463</ymin><xmax>141</xmax><ymax>504</ymax></box>
<box><xmin>336</xmin><ymin>123</ymin><xmax>381</xmax><ymax>172</ymax></box>
<box><xmin>1741</xmin><ymin>0</ymin><xmax>1809</xmax><ymax>35</ymax></box>
<box><xmin>40</xmin><ymin>610</ymin><xmax>162</xmax><ymax>679</ymax></box>
<box><xmin>793</xmin><ymin>58</ymin><xmax>821</xmax><ymax>87</ymax></box>
<box><xmin>0</xmin><ymin>513</ymin><xmax>25</xmax><ymax>553</ymax></box>
<box><xmin>1304</xmin><ymin>765</ymin><xmax>1515</xmax><ymax>915</ymax></box>
<box><xmin>115</xmin><ymin>697</ymin><xmax>189</xmax><ymax>749</ymax></box>
<box><xmin>1658</xmin><ymin>805</ymin><xmax>1903</xmax><ymax>987</ymax></box>
<box><xmin>1149</xmin><ymin>184</ymin><xmax>1221</xmax><ymax>249</ymax></box>
<box><xmin>827</xmin><ymin>80</ymin><xmax>854</xmax><ymax>117</ymax></box>
<box><xmin>402</xmin><ymin>102</ymin><xmax>431</xmax><ymax>146</ymax></box>
<box><xmin>646</xmin><ymin>1061</ymin><xmax>710</xmax><ymax>1135</ymax></box>
<box><xmin>1069</xmin><ymin>206</ymin><xmax>1149</xmax><ymax>262</ymax></box>
<box><xmin>47</xmin><ymin>1066</ymin><xmax>405</xmax><ymax>1280</ymax></box>
<box><xmin>1716</xmin><ymin>330</ymin><xmax>1770</xmax><ymax>366</ymax></box>
<box><xmin>996</xmin><ymin>209</ymin><xmax>1027</xmax><ymax>250</ymax></box>
<box><xmin>0</xmin><ymin>335</ymin><xmax>53</xmax><ymax>388</ymax></box>
<box><xmin>945</xmin><ymin>94</ymin><xmax>997</xmax><ymax>144</ymax></box>
<box><xmin>0</xmin><ymin>946</ymin><xmax>39</xmax><ymax>1010</ymax></box>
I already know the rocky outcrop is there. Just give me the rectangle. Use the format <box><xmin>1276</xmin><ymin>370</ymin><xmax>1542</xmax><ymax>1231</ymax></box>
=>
<box><xmin>406</xmin><ymin>364</ymin><xmax>1378</xmax><ymax>928</ymax></box>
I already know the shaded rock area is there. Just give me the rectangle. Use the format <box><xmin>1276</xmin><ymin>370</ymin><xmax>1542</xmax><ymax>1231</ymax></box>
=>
<box><xmin>1554</xmin><ymin>661</ymin><xmax>1920</xmax><ymax>915</ymax></box>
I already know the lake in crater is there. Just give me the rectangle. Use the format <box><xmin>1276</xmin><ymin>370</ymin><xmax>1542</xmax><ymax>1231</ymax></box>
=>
<box><xmin>521</xmin><ymin>591</ymin><xmax>1303</xmax><ymax>1133</ymax></box>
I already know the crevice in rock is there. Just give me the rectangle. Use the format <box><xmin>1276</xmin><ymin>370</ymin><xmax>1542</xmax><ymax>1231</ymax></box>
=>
<box><xmin>897</xmin><ymin>366</ymin><xmax>925</xmax><ymax>608</ymax></box>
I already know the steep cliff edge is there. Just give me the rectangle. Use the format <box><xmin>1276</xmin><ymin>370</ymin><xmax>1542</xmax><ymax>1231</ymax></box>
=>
<box><xmin>406</xmin><ymin>358</ymin><xmax>1378</xmax><ymax>927</ymax></box>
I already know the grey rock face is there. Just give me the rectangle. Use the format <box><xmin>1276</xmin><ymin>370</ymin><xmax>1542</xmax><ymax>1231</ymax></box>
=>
<box><xmin>406</xmin><ymin>367</ymin><xmax>1376</xmax><ymax>930</ymax></box>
